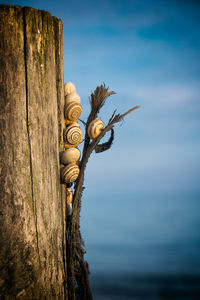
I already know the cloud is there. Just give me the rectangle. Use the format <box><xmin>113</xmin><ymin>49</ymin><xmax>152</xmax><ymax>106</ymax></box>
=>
<box><xmin>63</xmin><ymin>27</ymin><xmax>200</xmax><ymax>94</ymax></box>
<box><xmin>84</xmin><ymin>141</ymin><xmax>200</xmax><ymax>193</ymax></box>
<box><xmin>129</xmin><ymin>84</ymin><xmax>200</xmax><ymax>110</ymax></box>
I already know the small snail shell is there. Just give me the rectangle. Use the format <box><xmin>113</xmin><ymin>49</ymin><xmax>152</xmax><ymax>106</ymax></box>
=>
<box><xmin>61</xmin><ymin>148</ymin><xmax>80</xmax><ymax>165</ymax></box>
<box><xmin>66</xmin><ymin>202</ymin><xmax>72</xmax><ymax>216</ymax></box>
<box><xmin>66</xmin><ymin>187</ymin><xmax>73</xmax><ymax>204</ymax></box>
<box><xmin>64</xmin><ymin>82</ymin><xmax>76</xmax><ymax>96</ymax></box>
<box><xmin>65</xmin><ymin>93</ymin><xmax>81</xmax><ymax>105</ymax></box>
<box><xmin>61</xmin><ymin>163</ymin><xmax>80</xmax><ymax>184</ymax></box>
<box><xmin>88</xmin><ymin>119</ymin><xmax>103</xmax><ymax>139</ymax></box>
<box><xmin>64</xmin><ymin>102</ymin><xmax>82</xmax><ymax>123</ymax></box>
<box><xmin>63</xmin><ymin>123</ymin><xmax>82</xmax><ymax>148</ymax></box>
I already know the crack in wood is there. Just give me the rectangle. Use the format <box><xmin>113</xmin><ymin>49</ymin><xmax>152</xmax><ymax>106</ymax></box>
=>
<box><xmin>23</xmin><ymin>8</ymin><xmax>41</xmax><ymax>268</ymax></box>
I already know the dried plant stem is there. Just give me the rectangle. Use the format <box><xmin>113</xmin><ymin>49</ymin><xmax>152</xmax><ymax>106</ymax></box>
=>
<box><xmin>66</xmin><ymin>84</ymin><xmax>139</xmax><ymax>300</ymax></box>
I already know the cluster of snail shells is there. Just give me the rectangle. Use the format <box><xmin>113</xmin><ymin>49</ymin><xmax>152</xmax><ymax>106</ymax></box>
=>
<box><xmin>88</xmin><ymin>119</ymin><xmax>104</xmax><ymax>139</ymax></box>
<box><xmin>61</xmin><ymin>82</ymin><xmax>82</xmax><ymax>185</ymax></box>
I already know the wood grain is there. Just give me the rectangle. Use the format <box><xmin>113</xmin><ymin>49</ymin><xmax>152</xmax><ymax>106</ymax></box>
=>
<box><xmin>0</xmin><ymin>5</ymin><xmax>66</xmax><ymax>299</ymax></box>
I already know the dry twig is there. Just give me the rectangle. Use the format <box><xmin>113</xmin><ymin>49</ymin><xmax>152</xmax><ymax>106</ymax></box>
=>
<box><xmin>66</xmin><ymin>83</ymin><xmax>139</xmax><ymax>300</ymax></box>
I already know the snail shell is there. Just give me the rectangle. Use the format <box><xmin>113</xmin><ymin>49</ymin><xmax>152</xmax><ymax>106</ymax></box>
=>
<box><xmin>63</xmin><ymin>123</ymin><xmax>82</xmax><ymax>148</ymax></box>
<box><xmin>64</xmin><ymin>82</ymin><xmax>76</xmax><ymax>96</ymax></box>
<box><xmin>66</xmin><ymin>202</ymin><xmax>72</xmax><ymax>216</ymax></box>
<box><xmin>61</xmin><ymin>148</ymin><xmax>80</xmax><ymax>165</ymax></box>
<box><xmin>66</xmin><ymin>187</ymin><xmax>73</xmax><ymax>204</ymax></box>
<box><xmin>65</xmin><ymin>93</ymin><xmax>81</xmax><ymax>105</ymax></box>
<box><xmin>64</xmin><ymin>102</ymin><xmax>82</xmax><ymax>123</ymax></box>
<box><xmin>61</xmin><ymin>163</ymin><xmax>80</xmax><ymax>184</ymax></box>
<box><xmin>88</xmin><ymin>119</ymin><xmax>104</xmax><ymax>139</ymax></box>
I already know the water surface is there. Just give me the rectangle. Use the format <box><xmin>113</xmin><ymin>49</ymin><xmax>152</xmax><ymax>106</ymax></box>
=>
<box><xmin>81</xmin><ymin>190</ymin><xmax>200</xmax><ymax>299</ymax></box>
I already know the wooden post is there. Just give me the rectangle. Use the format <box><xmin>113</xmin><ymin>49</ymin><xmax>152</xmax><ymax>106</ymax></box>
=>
<box><xmin>0</xmin><ymin>5</ymin><xmax>67</xmax><ymax>299</ymax></box>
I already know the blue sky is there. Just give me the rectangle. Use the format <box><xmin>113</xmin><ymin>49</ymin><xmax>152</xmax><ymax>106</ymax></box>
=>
<box><xmin>1</xmin><ymin>0</ymin><xmax>200</xmax><ymax>194</ymax></box>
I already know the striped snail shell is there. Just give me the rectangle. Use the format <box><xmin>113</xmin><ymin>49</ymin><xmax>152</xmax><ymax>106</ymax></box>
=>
<box><xmin>66</xmin><ymin>187</ymin><xmax>73</xmax><ymax>204</ymax></box>
<box><xmin>63</xmin><ymin>123</ymin><xmax>82</xmax><ymax>148</ymax></box>
<box><xmin>65</xmin><ymin>93</ymin><xmax>81</xmax><ymax>105</ymax></box>
<box><xmin>88</xmin><ymin>119</ymin><xmax>104</xmax><ymax>139</ymax></box>
<box><xmin>64</xmin><ymin>82</ymin><xmax>76</xmax><ymax>96</ymax></box>
<box><xmin>61</xmin><ymin>163</ymin><xmax>80</xmax><ymax>184</ymax></box>
<box><xmin>64</xmin><ymin>102</ymin><xmax>82</xmax><ymax>123</ymax></box>
<box><xmin>61</xmin><ymin>148</ymin><xmax>80</xmax><ymax>165</ymax></box>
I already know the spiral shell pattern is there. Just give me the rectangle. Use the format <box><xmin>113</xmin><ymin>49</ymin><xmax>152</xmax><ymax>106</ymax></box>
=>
<box><xmin>64</xmin><ymin>82</ymin><xmax>76</xmax><ymax>96</ymax></box>
<box><xmin>64</xmin><ymin>102</ymin><xmax>82</xmax><ymax>123</ymax></box>
<box><xmin>63</xmin><ymin>123</ymin><xmax>82</xmax><ymax>148</ymax></box>
<box><xmin>66</xmin><ymin>187</ymin><xmax>73</xmax><ymax>204</ymax></box>
<box><xmin>61</xmin><ymin>163</ymin><xmax>80</xmax><ymax>184</ymax></box>
<box><xmin>61</xmin><ymin>148</ymin><xmax>80</xmax><ymax>165</ymax></box>
<box><xmin>65</xmin><ymin>93</ymin><xmax>81</xmax><ymax>104</ymax></box>
<box><xmin>88</xmin><ymin>119</ymin><xmax>104</xmax><ymax>139</ymax></box>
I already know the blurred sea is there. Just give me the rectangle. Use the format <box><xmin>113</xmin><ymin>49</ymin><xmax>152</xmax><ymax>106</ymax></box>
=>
<box><xmin>81</xmin><ymin>190</ymin><xmax>200</xmax><ymax>299</ymax></box>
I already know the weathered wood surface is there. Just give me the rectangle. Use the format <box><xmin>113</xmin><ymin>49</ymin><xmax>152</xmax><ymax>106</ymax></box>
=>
<box><xmin>0</xmin><ymin>5</ymin><xmax>66</xmax><ymax>299</ymax></box>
